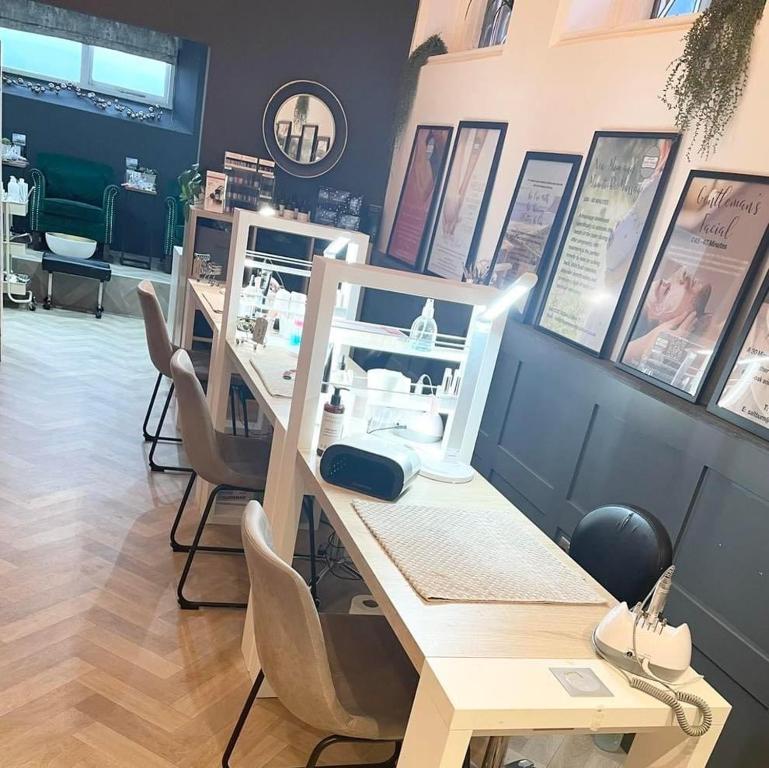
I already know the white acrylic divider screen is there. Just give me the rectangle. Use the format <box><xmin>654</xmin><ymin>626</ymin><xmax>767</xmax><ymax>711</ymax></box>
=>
<box><xmin>291</xmin><ymin>258</ymin><xmax>506</xmax><ymax>469</ymax></box>
<box><xmin>222</xmin><ymin>209</ymin><xmax>370</xmax><ymax>349</ymax></box>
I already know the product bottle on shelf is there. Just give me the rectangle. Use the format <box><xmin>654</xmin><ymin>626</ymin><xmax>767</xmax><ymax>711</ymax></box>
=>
<box><xmin>409</xmin><ymin>298</ymin><xmax>438</xmax><ymax>352</ymax></box>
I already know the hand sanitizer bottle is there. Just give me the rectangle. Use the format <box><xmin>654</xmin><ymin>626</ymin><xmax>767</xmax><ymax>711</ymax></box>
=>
<box><xmin>409</xmin><ymin>298</ymin><xmax>437</xmax><ymax>352</ymax></box>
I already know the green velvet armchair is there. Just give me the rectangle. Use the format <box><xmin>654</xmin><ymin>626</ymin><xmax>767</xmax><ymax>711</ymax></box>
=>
<box><xmin>30</xmin><ymin>153</ymin><xmax>120</xmax><ymax>250</ymax></box>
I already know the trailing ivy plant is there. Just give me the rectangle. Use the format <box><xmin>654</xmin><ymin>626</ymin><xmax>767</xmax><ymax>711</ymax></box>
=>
<box><xmin>662</xmin><ymin>0</ymin><xmax>766</xmax><ymax>159</ymax></box>
<box><xmin>393</xmin><ymin>34</ymin><xmax>448</xmax><ymax>142</ymax></box>
<box><xmin>178</xmin><ymin>164</ymin><xmax>203</xmax><ymax>221</ymax></box>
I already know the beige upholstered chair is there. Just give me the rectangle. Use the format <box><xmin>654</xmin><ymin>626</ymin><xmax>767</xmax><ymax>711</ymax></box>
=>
<box><xmin>170</xmin><ymin>348</ymin><xmax>273</xmax><ymax>609</ymax></box>
<box><xmin>137</xmin><ymin>279</ymin><xmax>227</xmax><ymax>473</ymax></box>
<box><xmin>222</xmin><ymin>501</ymin><xmax>420</xmax><ymax>768</ymax></box>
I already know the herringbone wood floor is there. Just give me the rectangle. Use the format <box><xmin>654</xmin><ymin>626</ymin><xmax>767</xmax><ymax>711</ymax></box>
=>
<box><xmin>0</xmin><ymin>307</ymin><xmax>382</xmax><ymax>768</ymax></box>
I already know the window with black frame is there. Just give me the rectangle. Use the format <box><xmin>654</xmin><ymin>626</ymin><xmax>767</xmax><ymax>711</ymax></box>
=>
<box><xmin>652</xmin><ymin>0</ymin><xmax>711</xmax><ymax>18</ymax></box>
<box><xmin>478</xmin><ymin>0</ymin><xmax>513</xmax><ymax>48</ymax></box>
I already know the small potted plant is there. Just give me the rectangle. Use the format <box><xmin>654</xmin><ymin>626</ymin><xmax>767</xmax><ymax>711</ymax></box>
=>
<box><xmin>178</xmin><ymin>163</ymin><xmax>204</xmax><ymax>220</ymax></box>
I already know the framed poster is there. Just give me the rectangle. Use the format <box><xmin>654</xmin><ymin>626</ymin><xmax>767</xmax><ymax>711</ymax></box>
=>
<box><xmin>386</xmin><ymin>125</ymin><xmax>454</xmax><ymax>270</ymax></box>
<box><xmin>276</xmin><ymin>120</ymin><xmax>292</xmax><ymax>150</ymax></box>
<box><xmin>709</xmin><ymin>273</ymin><xmax>769</xmax><ymax>439</ymax></box>
<box><xmin>536</xmin><ymin>131</ymin><xmax>680</xmax><ymax>356</ymax></box>
<box><xmin>619</xmin><ymin>171</ymin><xmax>769</xmax><ymax>402</ymax></box>
<box><xmin>286</xmin><ymin>135</ymin><xmax>300</xmax><ymax>161</ymax></box>
<box><xmin>299</xmin><ymin>124</ymin><xmax>319</xmax><ymax>164</ymax></box>
<box><xmin>425</xmin><ymin>120</ymin><xmax>507</xmax><ymax>281</ymax></box>
<box><xmin>488</xmin><ymin>151</ymin><xmax>582</xmax><ymax>320</ymax></box>
<box><xmin>315</xmin><ymin>136</ymin><xmax>331</xmax><ymax>161</ymax></box>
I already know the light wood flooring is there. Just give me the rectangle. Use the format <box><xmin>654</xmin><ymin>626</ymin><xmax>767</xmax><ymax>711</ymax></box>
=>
<box><xmin>0</xmin><ymin>306</ymin><xmax>623</xmax><ymax>768</ymax></box>
<box><xmin>0</xmin><ymin>306</ymin><xmax>380</xmax><ymax>767</ymax></box>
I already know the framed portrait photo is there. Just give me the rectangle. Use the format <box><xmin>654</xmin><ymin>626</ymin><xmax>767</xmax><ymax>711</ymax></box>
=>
<box><xmin>708</xmin><ymin>272</ymin><xmax>769</xmax><ymax>440</ymax></box>
<box><xmin>618</xmin><ymin>170</ymin><xmax>769</xmax><ymax>402</ymax></box>
<box><xmin>425</xmin><ymin>120</ymin><xmax>508</xmax><ymax>281</ymax></box>
<box><xmin>536</xmin><ymin>131</ymin><xmax>680</xmax><ymax>356</ymax></box>
<box><xmin>386</xmin><ymin>125</ymin><xmax>454</xmax><ymax>270</ymax></box>
<box><xmin>488</xmin><ymin>151</ymin><xmax>582</xmax><ymax>320</ymax></box>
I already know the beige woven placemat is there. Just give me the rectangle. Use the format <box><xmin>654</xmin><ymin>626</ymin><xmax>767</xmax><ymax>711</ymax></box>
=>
<box><xmin>353</xmin><ymin>500</ymin><xmax>606</xmax><ymax>605</ymax></box>
<box><xmin>249</xmin><ymin>348</ymin><xmax>298</xmax><ymax>398</ymax></box>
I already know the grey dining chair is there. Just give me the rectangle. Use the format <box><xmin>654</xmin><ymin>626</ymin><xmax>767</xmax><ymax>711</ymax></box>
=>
<box><xmin>222</xmin><ymin>501</ymin><xmax>423</xmax><ymax>768</ymax></box>
<box><xmin>137</xmin><ymin>280</ymin><xmax>239</xmax><ymax>472</ymax></box>
<box><xmin>170</xmin><ymin>350</ymin><xmax>317</xmax><ymax>609</ymax></box>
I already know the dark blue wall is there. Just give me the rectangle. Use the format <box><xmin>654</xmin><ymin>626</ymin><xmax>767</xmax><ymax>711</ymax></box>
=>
<box><xmin>3</xmin><ymin>39</ymin><xmax>207</xmax><ymax>260</ymax></box>
<box><xmin>28</xmin><ymin>0</ymin><xmax>420</xmax><ymax>238</ymax></box>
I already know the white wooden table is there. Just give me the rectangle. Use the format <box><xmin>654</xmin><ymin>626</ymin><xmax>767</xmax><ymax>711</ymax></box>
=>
<box><xmin>291</xmin><ymin>450</ymin><xmax>730</xmax><ymax>768</ymax></box>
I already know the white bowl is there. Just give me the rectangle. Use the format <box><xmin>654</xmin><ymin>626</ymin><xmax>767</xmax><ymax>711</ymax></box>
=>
<box><xmin>46</xmin><ymin>232</ymin><xmax>97</xmax><ymax>260</ymax></box>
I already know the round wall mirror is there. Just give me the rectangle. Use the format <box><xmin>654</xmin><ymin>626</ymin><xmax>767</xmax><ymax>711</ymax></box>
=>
<box><xmin>263</xmin><ymin>80</ymin><xmax>348</xmax><ymax>178</ymax></box>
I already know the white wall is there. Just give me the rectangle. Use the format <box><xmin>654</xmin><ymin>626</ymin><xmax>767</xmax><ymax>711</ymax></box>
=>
<box><xmin>381</xmin><ymin>0</ymin><xmax>769</xmax><ymax>357</ymax></box>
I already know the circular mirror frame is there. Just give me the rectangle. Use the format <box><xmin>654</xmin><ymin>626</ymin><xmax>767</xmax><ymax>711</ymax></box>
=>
<box><xmin>263</xmin><ymin>80</ymin><xmax>348</xmax><ymax>179</ymax></box>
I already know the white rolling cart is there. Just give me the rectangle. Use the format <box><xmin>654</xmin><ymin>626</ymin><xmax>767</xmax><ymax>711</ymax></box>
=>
<box><xmin>1</xmin><ymin>193</ymin><xmax>35</xmax><ymax>310</ymax></box>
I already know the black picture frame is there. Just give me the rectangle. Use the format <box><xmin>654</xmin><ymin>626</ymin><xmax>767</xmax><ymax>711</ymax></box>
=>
<box><xmin>386</xmin><ymin>124</ymin><xmax>454</xmax><ymax>271</ymax></box>
<box><xmin>708</xmin><ymin>271</ymin><xmax>769</xmax><ymax>439</ymax></box>
<box><xmin>535</xmin><ymin>130</ymin><xmax>680</xmax><ymax>357</ymax></box>
<box><xmin>276</xmin><ymin>120</ymin><xmax>292</xmax><ymax>150</ymax></box>
<box><xmin>286</xmin><ymin>136</ymin><xmax>300</xmax><ymax>161</ymax></box>
<box><xmin>487</xmin><ymin>150</ymin><xmax>582</xmax><ymax>322</ymax></box>
<box><xmin>315</xmin><ymin>136</ymin><xmax>331</xmax><ymax>160</ymax></box>
<box><xmin>617</xmin><ymin>170</ymin><xmax>769</xmax><ymax>403</ymax></box>
<box><xmin>299</xmin><ymin>124</ymin><xmax>319</xmax><ymax>164</ymax></box>
<box><xmin>424</xmin><ymin>120</ymin><xmax>508</xmax><ymax>280</ymax></box>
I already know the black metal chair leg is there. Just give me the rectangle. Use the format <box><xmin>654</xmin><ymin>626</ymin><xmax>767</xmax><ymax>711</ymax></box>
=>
<box><xmin>239</xmin><ymin>388</ymin><xmax>250</xmax><ymax>438</ymax></box>
<box><xmin>221</xmin><ymin>670</ymin><xmax>265</xmax><ymax>768</ymax></box>
<box><xmin>305</xmin><ymin>734</ymin><xmax>401</xmax><ymax>768</ymax></box>
<box><xmin>303</xmin><ymin>498</ymin><xmax>319</xmax><ymax>606</ymax></box>
<box><xmin>143</xmin><ymin>372</ymin><xmax>183</xmax><ymax>444</ymax></box>
<box><xmin>230</xmin><ymin>385</ymin><xmax>238</xmax><ymax>436</ymax></box>
<box><xmin>170</xmin><ymin>472</ymin><xmax>248</xmax><ymax>554</ymax></box>
<box><xmin>170</xmin><ymin>472</ymin><xmax>197</xmax><ymax>552</ymax></box>
<box><xmin>177</xmin><ymin>484</ymin><xmax>249</xmax><ymax>610</ymax></box>
<box><xmin>148</xmin><ymin>383</ymin><xmax>193</xmax><ymax>474</ymax></box>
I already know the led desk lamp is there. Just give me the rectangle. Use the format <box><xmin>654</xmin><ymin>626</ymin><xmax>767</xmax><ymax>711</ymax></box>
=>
<box><xmin>419</xmin><ymin>272</ymin><xmax>538</xmax><ymax>484</ymax></box>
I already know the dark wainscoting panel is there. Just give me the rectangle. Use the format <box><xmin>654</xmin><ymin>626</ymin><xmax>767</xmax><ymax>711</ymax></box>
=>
<box><xmin>475</xmin><ymin>318</ymin><xmax>769</xmax><ymax>767</ymax></box>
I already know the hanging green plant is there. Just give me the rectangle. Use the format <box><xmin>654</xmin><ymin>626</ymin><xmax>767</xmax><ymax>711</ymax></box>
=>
<box><xmin>661</xmin><ymin>0</ymin><xmax>766</xmax><ymax>159</ymax></box>
<box><xmin>393</xmin><ymin>34</ymin><xmax>448</xmax><ymax>142</ymax></box>
<box><xmin>178</xmin><ymin>164</ymin><xmax>203</xmax><ymax>221</ymax></box>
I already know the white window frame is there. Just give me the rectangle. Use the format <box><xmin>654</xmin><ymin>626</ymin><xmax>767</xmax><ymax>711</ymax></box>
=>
<box><xmin>652</xmin><ymin>0</ymin><xmax>709</xmax><ymax>18</ymax></box>
<box><xmin>1</xmin><ymin>27</ymin><xmax>174</xmax><ymax>108</ymax></box>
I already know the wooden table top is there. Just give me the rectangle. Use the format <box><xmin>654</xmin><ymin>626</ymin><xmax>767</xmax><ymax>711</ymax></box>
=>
<box><xmin>188</xmin><ymin>280</ymin><xmax>225</xmax><ymax>329</ymax></box>
<box><xmin>226</xmin><ymin>338</ymin><xmax>292</xmax><ymax>431</ymax></box>
<box><xmin>296</xmin><ymin>448</ymin><xmax>614</xmax><ymax>670</ymax></box>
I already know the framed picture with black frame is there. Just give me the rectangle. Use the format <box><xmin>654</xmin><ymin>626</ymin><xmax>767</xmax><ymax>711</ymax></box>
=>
<box><xmin>276</xmin><ymin>120</ymin><xmax>292</xmax><ymax>150</ymax></box>
<box><xmin>299</xmin><ymin>124</ymin><xmax>319</xmax><ymax>164</ymax></box>
<box><xmin>536</xmin><ymin>130</ymin><xmax>680</xmax><ymax>357</ymax></box>
<box><xmin>424</xmin><ymin>120</ymin><xmax>507</xmax><ymax>281</ymax></box>
<box><xmin>618</xmin><ymin>170</ymin><xmax>769</xmax><ymax>403</ymax></box>
<box><xmin>487</xmin><ymin>150</ymin><xmax>582</xmax><ymax>321</ymax></box>
<box><xmin>708</xmin><ymin>270</ymin><xmax>769</xmax><ymax>439</ymax></box>
<box><xmin>386</xmin><ymin>124</ymin><xmax>454</xmax><ymax>270</ymax></box>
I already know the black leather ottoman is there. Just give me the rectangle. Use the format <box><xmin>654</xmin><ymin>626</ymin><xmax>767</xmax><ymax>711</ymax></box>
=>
<box><xmin>41</xmin><ymin>253</ymin><xmax>112</xmax><ymax>318</ymax></box>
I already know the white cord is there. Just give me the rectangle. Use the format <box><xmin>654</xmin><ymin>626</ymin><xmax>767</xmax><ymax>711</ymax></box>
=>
<box><xmin>593</xmin><ymin>568</ymin><xmax>712</xmax><ymax>738</ymax></box>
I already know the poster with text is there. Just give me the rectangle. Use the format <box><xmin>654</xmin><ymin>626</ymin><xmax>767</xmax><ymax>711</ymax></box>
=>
<box><xmin>620</xmin><ymin>172</ymin><xmax>769</xmax><ymax>401</ymax></box>
<box><xmin>426</xmin><ymin>121</ymin><xmax>507</xmax><ymax>281</ymax></box>
<box><xmin>537</xmin><ymin>132</ymin><xmax>679</xmax><ymax>354</ymax></box>
<box><xmin>489</xmin><ymin>152</ymin><xmax>581</xmax><ymax>316</ymax></box>
<box><xmin>387</xmin><ymin>126</ymin><xmax>453</xmax><ymax>269</ymax></box>
<box><xmin>713</xmin><ymin>286</ymin><xmax>769</xmax><ymax>437</ymax></box>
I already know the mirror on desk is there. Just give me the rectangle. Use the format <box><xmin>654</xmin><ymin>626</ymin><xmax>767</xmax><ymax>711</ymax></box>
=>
<box><xmin>263</xmin><ymin>81</ymin><xmax>348</xmax><ymax>178</ymax></box>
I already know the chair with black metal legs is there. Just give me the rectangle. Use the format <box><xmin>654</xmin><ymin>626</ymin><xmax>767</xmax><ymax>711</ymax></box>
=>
<box><xmin>137</xmin><ymin>280</ymin><xmax>209</xmax><ymax>473</ymax></box>
<box><xmin>222</xmin><ymin>501</ymin><xmax>430</xmax><ymax>768</ymax></box>
<box><xmin>170</xmin><ymin>349</ymin><xmax>318</xmax><ymax>609</ymax></box>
